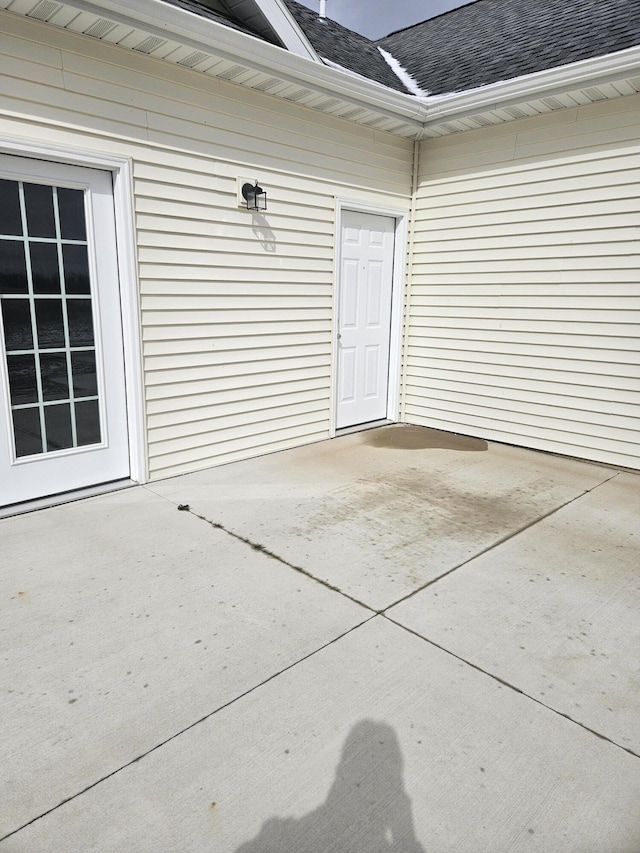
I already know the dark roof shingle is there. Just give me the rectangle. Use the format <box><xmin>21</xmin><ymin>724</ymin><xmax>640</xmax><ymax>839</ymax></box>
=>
<box><xmin>378</xmin><ymin>0</ymin><xmax>640</xmax><ymax>95</ymax></box>
<box><xmin>282</xmin><ymin>0</ymin><xmax>410</xmax><ymax>92</ymax></box>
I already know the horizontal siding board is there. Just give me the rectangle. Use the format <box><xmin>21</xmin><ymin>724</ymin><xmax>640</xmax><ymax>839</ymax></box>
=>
<box><xmin>138</xmin><ymin>243</ymin><xmax>333</xmax><ymax>263</ymax></box>
<box><xmin>139</xmin><ymin>263</ymin><xmax>332</xmax><ymax>283</ymax></box>
<box><xmin>138</xmin><ymin>270</ymin><xmax>331</xmax><ymax>286</ymax></box>
<box><xmin>148</xmin><ymin>419</ymin><xmax>329</xmax><ymax>469</ymax></box>
<box><xmin>145</xmin><ymin>345</ymin><xmax>330</xmax><ymax>375</ymax></box>
<box><xmin>420</xmin><ymin>148</ymin><xmax>640</xmax><ymax>194</ymax></box>
<box><xmin>405</xmin><ymin>374</ymin><xmax>640</xmax><ymax>419</ymax></box>
<box><xmin>411</xmin><ymin>198</ymin><xmax>640</xmax><ymax>228</ymax></box>
<box><xmin>145</xmin><ymin>376</ymin><xmax>330</xmax><ymax>417</ymax></box>
<box><xmin>407</xmin><ymin>325</ymin><xmax>639</xmax><ymax>351</ymax></box>
<box><xmin>406</xmin><ymin>337</ymin><xmax>640</xmax><ymax>368</ymax></box>
<box><xmin>148</xmin><ymin>405</ymin><xmax>328</xmax><ymax>456</ymax></box>
<box><xmin>410</xmin><ymin>307</ymin><xmax>640</xmax><ymax>324</ymax></box>
<box><xmin>416</xmin><ymin>181</ymin><xmax>640</xmax><ymax>213</ymax></box>
<box><xmin>142</xmin><ymin>307</ymin><xmax>330</xmax><ymax>325</ymax></box>
<box><xmin>135</xmin><ymin>211</ymin><xmax>334</xmax><ymax>237</ymax></box>
<box><xmin>404</xmin><ymin>395</ymin><xmax>638</xmax><ymax>447</ymax></box>
<box><xmin>147</xmin><ymin>427</ymin><xmax>329</xmax><ymax>479</ymax></box>
<box><xmin>142</xmin><ymin>320</ymin><xmax>329</xmax><ymax>340</ymax></box>
<box><xmin>140</xmin><ymin>282</ymin><xmax>331</xmax><ymax>297</ymax></box>
<box><xmin>413</xmin><ymin>222</ymin><xmax>640</xmax><ymax>243</ymax></box>
<box><xmin>144</xmin><ymin>353</ymin><xmax>330</xmax><ymax>387</ymax></box>
<box><xmin>418</xmin><ymin>161</ymin><xmax>640</xmax><ymax>204</ymax></box>
<box><xmin>137</xmin><ymin>224</ymin><xmax>332</xmax><ymax>248</ymax></box>
<box><xmin>410</xmin><ymin>294</ymin><xmax>640</xmax><ymax>309</ymax></box>
<box><xmin>403</xmin><ymin>407</ymin><xmax>638</xmax><ymax>470</ymax></box>
<box><xmin>407</xmin><ymin>353</ymin><xmax>640</xmax><ymax>387</ymax></box>
<box><xmin>411</xmin><ymin>242</ymin><xmax>640</xmax><ymax>260</ymax></box>
<box><xmin>147</xmin><ymin>387</ymin><xmax>328</xmax><ymax>432</ymax></box>
<box><xmin>142</xmin><ymin>331</ymin><xmax>330</xmax><ymax>357</ymax></box>
<box><xmin>141</xmin><ymin>295</ymin><xmax>331</xmax><ymax>311</ymax></box>
<box><xmin>410</xmin><ymin>270</ymin><xmax>640</xmax><ymax>285</ymax></box>
<box><xmin>144</xmin><ymin>364</ymin><xmax>330</xmax><ymax>402</ymax></box>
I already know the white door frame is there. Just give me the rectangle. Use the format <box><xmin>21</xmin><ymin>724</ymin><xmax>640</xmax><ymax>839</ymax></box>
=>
<box><xmin>0</xmin><ymin>136</ymin><xmax>146</xmax><ymax>486</ymax></box>
<box><xmin>331</xmin><ymin>199</ymin><xmax>408</xmax><ymax>437</ymax></box>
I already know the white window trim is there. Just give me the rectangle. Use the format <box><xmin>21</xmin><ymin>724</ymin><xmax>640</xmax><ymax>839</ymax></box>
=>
<box><xmin>0</xmin><ymin>137</ymin><xmax>147</xmax><ymax>484</ymax></box>
<box><xmin>331</xmin><ymin>199</ymin><xmax>409</xmax><ymax>437</ymax></box>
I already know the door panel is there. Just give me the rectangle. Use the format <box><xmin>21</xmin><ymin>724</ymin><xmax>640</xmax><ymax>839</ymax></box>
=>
<box><xmin>336</xmin><ymin>211</ymin><xmax>395</xmax><ymax>429</ymax></box>
<box><xmin>0</xmin><ymin>156</ymin><xmax>129</xmax><ymax>508</ymax></box>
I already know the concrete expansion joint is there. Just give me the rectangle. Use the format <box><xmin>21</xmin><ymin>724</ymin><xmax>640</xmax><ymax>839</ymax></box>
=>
<box><xmin>171</xmin><ymin>500</ymin><xmax>375</xmax><ymax>613</ymax></box>
<box><xmin>379</xmin><ymin>471</ymin><xmax>625</xmax><ymax>615</ymax></box>
<box><xmin>383</xmin><ymin>614</ymin><xmax>640</xmax><ymax>763</ymax></box>
<box><xmin>1</xmin><ymin>613</ymin><xmax>378</xmax><ymax>844</ymax></box>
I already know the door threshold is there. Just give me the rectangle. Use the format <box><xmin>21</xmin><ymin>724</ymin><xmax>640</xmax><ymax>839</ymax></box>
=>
<box><xmin>0</xmin><ymin>479</ymin><xmax>137</xmax><ymax>519</ymax></box>
<box><xmin>335</xmin><ymin>419</ymin><xmax>393</xmax><ymax>437</ymax></box>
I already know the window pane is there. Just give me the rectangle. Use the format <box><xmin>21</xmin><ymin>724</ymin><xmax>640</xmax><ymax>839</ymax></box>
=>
<box><xmin>62</xmin><ymin>244</ymin><xmax>90</xmax><ymax>294</ymax></box>
<box><xmin>40</xmin><ymin>352</ymin><xmax>69</xmax><ymax>401</ymax></box>
<box><xmin>67</xmin><ymin>300</ymin><xmax>94</xmax><ymax>347</ymax></box>
<box><xmin>58</xmin><ymin>187</ymin><xmax>86</xmax><ymax>241</ymax></box>
<box><xmin>7</xmin><ymin>353</ymin><xmax>38</xmax><ymax>404</ymax></box>
<box><xmin>75</xmin><ymin>399</ymin><xmax>101</xmax><ymax>446</ymax></box>
<box><xmin>0</xmin><ymin>180</ymin><xmax>23</xmax><ymax>237</ymax></box>
<box><xmin>1</xmin><ymin>298</ymin><xmax>33</xmax><ymax>351</ymax></box>
<box><xmin>0</xmin><ymin>241</ymin><xmax>28</xmax><ymax>295</ymax></box>
<box><xmin>71</xmin><ymin>350</ymin><xmax>98</xmax><ymax>397</ymax></box>
<box><xmin>24</xmin><ymin>183</ymin><xmax>56</xmax><ymax>238</ymax></box>
<box><xmin>30</xmin><ymin>242</ymin><xmax>61</xmax><ymax>294</ymax></box>
<box><xmin>35</xmin><ymin>299</ymin><xmax>66</xmax><ymax>349</ymax></box>
<box><xmin>12</xmin><ymin>407</ymin><xmax>43</xmax><ymax>457</ymax></box>
<box><xmin>45</xmin><ymin>403</ymin><xmax>73</xmax><ymax>451</ymax></box>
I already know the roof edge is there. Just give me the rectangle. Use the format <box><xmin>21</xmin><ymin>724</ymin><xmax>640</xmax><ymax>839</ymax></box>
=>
<box><xmin>421</xmin><ymin>44</ymin><xmax>640</xmax><ymax>126</ymax></box>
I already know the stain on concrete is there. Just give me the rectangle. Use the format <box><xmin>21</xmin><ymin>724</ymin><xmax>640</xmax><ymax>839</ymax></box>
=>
<box><xmin>363</xmin><ymin>425</ymin><xmax>488</xmax><ymax>452</ymax></box>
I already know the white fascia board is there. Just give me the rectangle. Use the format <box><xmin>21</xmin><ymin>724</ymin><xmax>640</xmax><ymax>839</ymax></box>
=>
<box><xmin>252</xmin><ymin>0</ymin><xmax>319</xmax><ymax>61</ymax></box>
<box><xmin>56</xmin><ymin>0</ymin><xmax>428</xmax><ymax>125</ymax></box>
<box><xmin>421</xmin><ymin>45</ymin><xmax>640</xmax><ymax>124</ymax></box>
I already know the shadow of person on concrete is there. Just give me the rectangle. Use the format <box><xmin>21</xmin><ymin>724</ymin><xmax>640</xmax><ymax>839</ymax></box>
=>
<box><xmin>234</xmin><ymin>719</ymin><xmax>426</xmax><ymax>853</ymax></box>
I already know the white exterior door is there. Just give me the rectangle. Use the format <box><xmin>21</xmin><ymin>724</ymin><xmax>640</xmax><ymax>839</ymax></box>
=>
<box><xmin>0</xmin><ymin>155</ymin><xmax>129</xmax><ymax>508</ymax></box>
<box><xmin>336</xmin><ymin>210</ymin><xmax>395</xmax><ymax>429</ymax></box>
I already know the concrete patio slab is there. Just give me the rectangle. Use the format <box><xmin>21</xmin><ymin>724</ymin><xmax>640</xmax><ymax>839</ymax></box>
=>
<box><xmin>389</xmin><ymin>471</ymin><xmax>640</xmax><ymax>754</ymax></box>
<box><xmin>5</xmin><ymin>617</ymin><xmax>639</xmax><ymax>853</ymax></box>
<box><xmin>148</xmin><ymin>426</ymin><xmax>614</xmax><ymax>610</ymax></box>
<box><xmin>0</xmin><ymin>487</ymin><xmax>367</xmax><ymax>838</ymax></box>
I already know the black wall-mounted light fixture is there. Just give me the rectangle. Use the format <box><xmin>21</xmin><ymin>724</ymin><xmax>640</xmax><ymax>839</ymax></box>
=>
<box><xmin>242</xmin><ymin>181</ymin><xmax>267</xmax><ymax>212</ymax></box>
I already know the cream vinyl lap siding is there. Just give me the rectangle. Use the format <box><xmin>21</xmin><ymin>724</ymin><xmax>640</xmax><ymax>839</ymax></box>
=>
<box><xmin>0</xmin><ymin>12</ymin><xmax>412</xmax><ymax>479</ymax></box>
<box><xmin>407</xmin><ymin>96</ymin><xmax>640</xmax><ymax>469</ymax></box>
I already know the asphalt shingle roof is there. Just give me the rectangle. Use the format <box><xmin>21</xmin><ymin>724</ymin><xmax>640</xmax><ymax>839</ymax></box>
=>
<box><xmin>378</xmin><ymin>0</ymin><xmax>640</xmax><ymax>95</ymax></box>
<box><xmin>282</xmin><ymin>0</ymin><xmax>410</xmax><ymax>92</ymax></box>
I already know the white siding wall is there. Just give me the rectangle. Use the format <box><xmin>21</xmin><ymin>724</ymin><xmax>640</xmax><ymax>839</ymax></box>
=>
<box><xmin>406</xmin><ymin>95</ymin><xmax>640</xmax><ymax>469</ymax></box>
<box><xmin>0</xmin><ymin>12</ymin><xmax>412</xmax><ymax>479</ymax></box>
